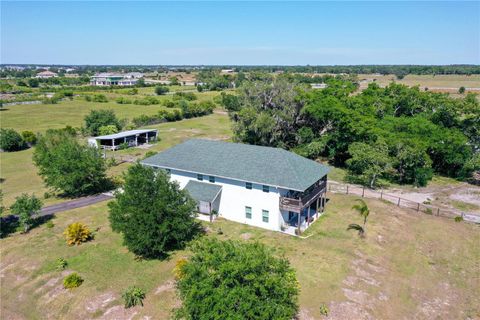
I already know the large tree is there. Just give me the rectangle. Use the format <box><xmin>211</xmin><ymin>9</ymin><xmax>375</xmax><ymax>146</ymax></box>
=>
<box><xmin>346</xmin><ymin>140</ymin><xmax>391</xmax><ymax>188</ymax></box>
<box><xmin>175</xmin><ymin>238</ymin><xmax>299</xmax><ymax>320</ymax></box>
<box><xmin>232</xmin><ymin>78</ymin><xmax>304</xmax><ymax>148</ymax></box>
<box><xmin>84</xmin><ymin>109</ymin><xmax>122</xmax><ymax>136</ymax></box>
<box><xmin>33</xmin><ymin>129</ymin><xmax>110</xmax><ymax>196</ymax></box>
<box><xmin>108</xmin><ymin>163</ymin><xmax>202</xmax><ymax>259</ymax></box>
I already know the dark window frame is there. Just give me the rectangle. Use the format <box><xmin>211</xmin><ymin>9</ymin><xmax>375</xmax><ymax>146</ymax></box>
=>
<box><xmin>209</xmin><ymin>176</ymin><xmax>215</xmax><ymax>183</ymax></box>
<box><xmin>245</xmin><ymin>182</ymin><xmax>252</xmax><ymax>190</ymax></box>
<box><xmin>245</xmin><ymin>206</ymin><xmax>252</xmax><ymax>219</ymax></box>
<box><xmin>197</xmin><ymin>174</ymin><xmax>203</xmax><ymax>181</ymax></box>
<box><xmin>262</xmin><ymin>185</ymin><xmax>269</xmax><ymax>193</ymax></box>
<box><xmin>262</xmin><ymin>209</ymin><xmax>269</xmax><ymax>223</ymax></box>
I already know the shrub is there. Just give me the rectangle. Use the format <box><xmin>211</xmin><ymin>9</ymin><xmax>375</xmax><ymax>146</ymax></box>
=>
<box><xmin>84</xmin><ymin>95</ymin><xmax>92</xmax><ymax>102</ymax></box>
<box><xmin>63</xmin><ymin>222</ymin><xmax>92</xmax><ymax>245</ymax></box>
<box><xmin>173</xmin><ymin>91</ymin><xmax>196</xmax><ymax>101</ymax></box>
<box><xmin>425</xmin><ymin>208</ymin><xmax>433</xmax><ymax>215</ymax></box>
<box><xmin>21</xmin><ymin>131</ymin><xmax>37</xmax><ymax>146</ymax></box>
<box><xmin>155</xmin><ymin>85</ymin><xmax>169</xmax><ymax>95</ymax></box>
<box><xmin>175</xmin><ymin>238</ymin><xmax>299</xmax><ymax>319</ymax></box>
<box><xmin>46</xmin><ymin>220</ymin><xmax>54</xmax><ymax>229</ymax></box>
<box><xmin>118</xmin><ymin>142</ymin><xmax>129</xmax><ymax>150</ymax></box>
<box><xmin>93</xmin><ymin>94</ymin><xmax>108</xmax><ymax>103</ymax></box>
<box><xmin>319</xmin><ymin>303</ymin><xmax>329</xmax><ymax>316</ymax></box>
<box><xmin>122</xmin><ymin>286</ymin><xmax>146</xmax><ymax>308</ymax></box>
<box><xmin>454</xmin><ymin>216</ymin><xmax>463</xmax><ymax>222</ymax></box>
<box><xmin>163</xmin><ymin>100</ymin><xmax>176</xmax><ymax>108</ymax></box>
<box><xmin>116</xmin><ymin>97</ymin><xmax>133</xmax><ymax>104</ymax></box>
<box><xmin>459</xmin><ymin>86</ymin><xmax>466</xmax><ymax>94</ymax></box>
<box><xmin>133</xmin><ymin>96</ymin><xmax>159</xmax><ymax>105</ymax></box>
<box><xmin>56</xmin><ymin>257</ymin><xmax>68</xmax><ymax>270</ymax></box>
<box><xmin>63</xmin><ymin>273</ymin><xmax>83</xmax><ymax>289</ymax></box>
<box><xmin>0</xmin><ymin>128</ymin><xmax>26</xmax><ymax>151</ymax></box>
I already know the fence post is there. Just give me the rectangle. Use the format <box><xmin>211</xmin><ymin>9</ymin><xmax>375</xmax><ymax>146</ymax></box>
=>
<box><xmin>437</xmin><ymin>208</ymin><xmax>440</xmax><ymax>216</ymax></box>
<box><xmin>417</xmin><ymin>203</ymin><xmax>420</xmax><ymax>212</ymax></box>
<box><xmin>380</xmin><ymin>190</ymin><xmax>383</xmax><ymax>199</ymax></box>
<box><xmin>397</xmin><ymin>198</ymin><xmax>401</xmax><ymax>206</ymax></box>
<box><xmin>362</xmin><ymin>186</ymin><xmax>365</xmax><ymax>197</ymax></box>
<box><xmin>346</xmin><ymin>185</ymin><xmax>349</xmax><ymax>194</ymax></box>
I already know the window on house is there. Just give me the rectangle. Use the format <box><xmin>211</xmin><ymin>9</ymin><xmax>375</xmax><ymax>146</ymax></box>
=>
<box><xmin>245</xmin><ymin>182</ymin><xmax>252</xmax><ymax>190</ymax></box>
<box><xmin>245</xmin><ymin>206</ymin><xmax>252</xmax><ymax>219</ymax></box>
<box><xmin>197</xmin><ymin>174</ymin><xmax>203</xmax><ymax>181</ymax></box>
<box><xmin>262</xmin><ymin>185</ymin><xmax>269</xmax><ymax>193</ymax></box>
<box><xmin>262</xmin><ymin>210</ymin><xmax>269</xmax><ymax>223</ymax></box>
<box><xmin>209</xmin><ymin>176</ymin><xmax>215</xmax><ymax>183</ymax></box>
<box><xmin>166</xmin><ymin>169</ymin><xmax>171</xmax><ymax>174</ymax></box>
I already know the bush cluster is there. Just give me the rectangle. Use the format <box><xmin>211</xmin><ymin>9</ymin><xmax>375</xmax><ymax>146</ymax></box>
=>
<box><xmin>63</xmin><ymin>273</ymin><xmax>83</xmax><ymax>289</ymax></box>
<box><xmin>63</xmin><ymin>222</ymin><xmax>92</xmax><ymax>245</ymax></box>
<box><xmin>133</xmin><ymin>96</ymin><xmax>160</xmax><ymax>105</ymax></box>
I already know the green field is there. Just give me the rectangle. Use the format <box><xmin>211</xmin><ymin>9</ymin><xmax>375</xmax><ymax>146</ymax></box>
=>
<box><xmin>1</xmin><ymin>193</ymin><xmax>478</xmax><ymax>319</ymax></box>
<box><xmin>0</xmin><ymin>111</ymin><xmax>231</xmax><ymax>208</ymax></box>
<box><xmin>0</xmin><ymin>90</ymin><xmax>229</xmax><ymax>208</ymax></box>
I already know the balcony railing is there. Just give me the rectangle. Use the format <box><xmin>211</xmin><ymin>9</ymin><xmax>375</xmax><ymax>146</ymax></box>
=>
<box><xmin>279</xmin><ymin>180</ymin><xmax>326</xmax><ymax>213</ymax></box>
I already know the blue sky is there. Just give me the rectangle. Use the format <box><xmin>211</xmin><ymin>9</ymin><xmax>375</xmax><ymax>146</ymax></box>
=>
<box><xmin>1</xmin><ymin>1</ymin><xmax>479</xmax><ymax>65</ymax></box>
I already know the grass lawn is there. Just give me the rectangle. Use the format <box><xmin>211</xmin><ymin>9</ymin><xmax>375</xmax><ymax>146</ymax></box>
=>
<box><xmin>0</xmin><ymin>111</ymin><xmax>232</xmax><ymax>208</ymax></box>
<box><xmin>1</xmin><ymin>193</ymin><xmax>478</xmax><ymax>319</ymax></box>
<box><xmin>0</xmin><ymin>98</ymin><xmax>164</xmax><ymax>133</ymax></box>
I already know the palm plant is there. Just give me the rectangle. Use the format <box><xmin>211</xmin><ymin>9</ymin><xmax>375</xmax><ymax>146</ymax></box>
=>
<box><xmin>347</xmin><ymin>199</ymin><xmax>370</xmax><ymax>237</ymax></box>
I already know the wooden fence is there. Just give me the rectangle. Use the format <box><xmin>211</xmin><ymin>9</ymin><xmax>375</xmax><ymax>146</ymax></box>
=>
<box><xmin>327</xmin><ymin>181</ymin><xmax>479</xmax><ymax>223</ymax></box>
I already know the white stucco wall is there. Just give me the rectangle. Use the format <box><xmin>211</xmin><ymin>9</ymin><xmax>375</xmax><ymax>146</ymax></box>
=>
<box><xmin>169</xmin><ymin>169</ymin><xmax>285</xmax><ymax>231</ymax></box>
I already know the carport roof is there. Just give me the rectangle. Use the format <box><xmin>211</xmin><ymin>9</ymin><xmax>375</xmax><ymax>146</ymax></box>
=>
<box><xmin>184</xmin><ymin>180</ymin><xmax>222</xmax><ymax>203</ymax></box>
<box><xmin>93</xmin><ymin>129</ymin><xmax>157</xmax><ymax>140</ymax></box>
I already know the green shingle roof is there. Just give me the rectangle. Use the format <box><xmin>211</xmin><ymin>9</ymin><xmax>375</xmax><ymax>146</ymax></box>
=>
<box><xmin>141</xmin><ymin>139</ymin><xmax>330</xmax><ymax>192</ymax></box>
<box><xmin>184</xmin><ymin>180</ymin><xmax>222</xmax><ymax>203</ymax></box>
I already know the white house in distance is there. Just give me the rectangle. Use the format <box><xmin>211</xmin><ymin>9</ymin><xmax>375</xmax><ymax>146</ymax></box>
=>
<box><xmin>141</xmin><ymin>139</ymin><xmax>330</xmax><ymax>235</ymax></box>
<box><xmin>90</xmin><ymin>72</ymin><xmax>143</xmax><ymax>86</ymax></box>
<box><xmin>36</xmin><ymin>71</ymin><xmax>58</xmax><ymax>78</ymax></box>
<box><xmin>88</xmin><ymin>129</ymin><xmax>158</xmax><ymax>150</ymax></box>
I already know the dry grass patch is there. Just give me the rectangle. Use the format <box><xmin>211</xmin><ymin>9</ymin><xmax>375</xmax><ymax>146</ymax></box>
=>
<box><xmin>1</xmin><ymin>194</ymin><xmax>478</xmax><ymax>319</ymax></box>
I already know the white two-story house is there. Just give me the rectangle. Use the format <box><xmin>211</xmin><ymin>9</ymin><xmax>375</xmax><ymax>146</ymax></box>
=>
<box><xmin>141</xmin><ymin>139</ymin><xmax>330</xmax><ymax>235</ymax></box>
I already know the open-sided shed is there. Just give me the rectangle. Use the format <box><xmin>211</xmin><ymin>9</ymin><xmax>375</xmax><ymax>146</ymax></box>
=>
<box><xmin>88</xmin><ymin>129</ymin><xmax>158</xmax><ymax>150</ymax></box>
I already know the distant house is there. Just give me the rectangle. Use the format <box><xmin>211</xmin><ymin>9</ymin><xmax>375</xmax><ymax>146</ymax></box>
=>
<box><xmin>141</xmin><ymin>139</ymin><xmax>330</xmax><ymax>235</ymax></box>
<box><xmin>221</xmin><ymin>69</ymin><xmax>235</xmax><ymax>74</ymax></box>
<box><xmin>90</xmin><ymin>72</ymin><xmax>143</xmax><ymax>86</ymax></box>
<box><xmin>36</xmin><ymin>71</ymin><xmax>58</xmax><ymax>78</ymax></box>
<box><xmin>88</xmin><ymin>129</ymin><xmax>158</xmax><ymax>150</ymax></box>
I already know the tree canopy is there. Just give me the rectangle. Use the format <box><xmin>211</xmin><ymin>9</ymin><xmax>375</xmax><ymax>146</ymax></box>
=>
<box><xmin>33</xmin><ymin>129</ymin><xmax>110</xmax><ymax>196</ymax></box>
<box><xmin>0</xmin><ymin>128</ymin><xmax>26</xmax><ymax>152</ymax></box>
<box><xmin>229</xmin><ymin>77</ymin><xmax>479</xmax><ymax>186</ymax></box>
<box><xmin>175</xmin><ymin>238</ymin><xmax>299</xmax><ymax>320</ymax></box>
<box><xmin>108</xmin><ymin>163</ymin><xmax>202</xmax><ymax>259</ymax></box>
<box><xmin>84</xmin><ymin>109</ymin><xmax>122</xmax><ymax>136</ymax></box>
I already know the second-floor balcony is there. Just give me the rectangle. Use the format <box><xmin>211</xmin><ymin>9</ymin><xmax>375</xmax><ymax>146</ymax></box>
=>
<box><xmin>279</xmin><ymin>180</ymin><xmax>326</xmax><ymax>213</ymax></box>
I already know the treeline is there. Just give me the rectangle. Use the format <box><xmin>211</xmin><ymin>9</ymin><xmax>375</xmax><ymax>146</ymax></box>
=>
<box><xmin>230</xmin><ymin>65</ymin><xmax>480</xmax><ymax>75</ymax></box>
<box><xmin>223</xmin><ymin>77</ymin><xmax>479</xmax><ymax>187</ymax></box>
